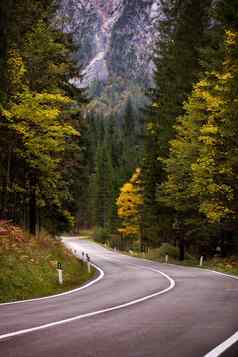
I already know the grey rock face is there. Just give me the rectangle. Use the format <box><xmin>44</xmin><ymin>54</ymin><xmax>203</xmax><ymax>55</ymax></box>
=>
<box><xmin>60</xmin><ymin>0</ymin><xmax>160</xmax><ymax>87</ymax></box>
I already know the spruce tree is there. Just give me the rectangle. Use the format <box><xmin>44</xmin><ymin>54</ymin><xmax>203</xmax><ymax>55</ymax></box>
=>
<box><xmin>93</xmin><ymin>143</ymin><xmax>114</xmax><ymax>229</ymax></box>
<box><xmin>162</xmin><ymin>0</ymin><xmax>238</xmax><ymax>256</ymax></box>
<box><xmin>141</xmin><ymin>0</ymin><xmax>212</xmax><ymax>254</ymax></box>
<box><xmin>0</xmin><ymin>0</ymin><xmax>88</xmax><ymax>234</ymax></box>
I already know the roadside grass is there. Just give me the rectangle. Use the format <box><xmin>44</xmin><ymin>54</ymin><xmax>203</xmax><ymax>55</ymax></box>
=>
<box><xmin>77</xmin><ymin>228</ymin><xmax>238</xmax><ymax>277</ymax></box>
<box><xmin>0</xmin><ymin>231</ymin><xmax>95</xmax><ymax>303</ymax></box>
<box><xmin>77</xmin><ymin>228</ymin><xmax>95</xmax><ymax>238</ymax></box>
<box><xmin>128</xmin><ymin>249</ymin><xmax>238</xmax><ymax>276</ymax></box>
<box><xmin>202</xmin><ymin>257</ymin><xmax>238</xmax><ymax>276</ymax></box>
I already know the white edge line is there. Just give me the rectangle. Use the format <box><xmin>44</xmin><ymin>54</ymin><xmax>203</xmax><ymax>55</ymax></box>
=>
<box><xmin>83</xmin><ymin>240</ymin><xmax>238</xmax><ymax>357</ymax></box>
<box><xmin>203</xmin><ymin>268</ymin><xmax>238</xmax><ymax>280</ymax></box>
<box><xmin>144</xmin><ymin>258</ymin><xmax>238</xmax><ymax>357</ymax></box>
<box><xmin>140</xmin><ymin>256</ymin><xmax>238</xmax><ymax>280</ymax></box>
<box><xmin>128</xmin><ymin>254</ymin><xmax>238</xmax><ymax>357</ymax></box>
<box><xmin>203</xmin><ymin>331</ymin><xmax>238</xmax><ymax>357</ymax></box>
<box><xmin>0</xmin><ymin>263</ymin><xmax>104</xmax><ymax>307</ymax></box>
<box><xmin>142</xmin><ymin>256</ymin><xmax>238</xmax><ymax>357</ymax></box>
<box><xmin>167</xmin><ymin>259</ymin><xmax>238</xmax><ymax>357</ymax></box>
<box><xmin>0</xmin><ymin>268</ymin><xmax>175</xmax><ymax>341</ymax></box>
<box><xmin>202</xmin><ymin>270</ymin><xmax>238</xmax><ymax>357</ymax></box>
<box><xmin>86</xmin><ymin>240</ymin><xmax>238</xmax><ymax>357</ymax></box>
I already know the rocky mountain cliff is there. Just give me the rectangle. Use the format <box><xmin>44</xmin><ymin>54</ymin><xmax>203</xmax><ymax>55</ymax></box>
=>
<box><xmin>60</xmin><ymin>0</ymin><xmax>160</xmax><ymax>114</ymax></box>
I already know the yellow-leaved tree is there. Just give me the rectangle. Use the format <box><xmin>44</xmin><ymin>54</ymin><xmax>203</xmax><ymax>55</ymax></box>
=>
<box><xmin>116</xmin><ymin>168</ymin><xmax>143</xmax><ymax>242</ymax></box>
<box><xmin>162</xmin><ymin>30</ymin><xmax>238</xmax><ymax>226</ymax></box>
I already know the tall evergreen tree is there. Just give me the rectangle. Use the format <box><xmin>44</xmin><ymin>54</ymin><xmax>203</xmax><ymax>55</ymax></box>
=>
<box><xmin>141</xmin><ymin>0</ymin><xmax>212</xmax><ymax>253</ymax></box>
<box><xmin>161</xmin><ymin>0</ymin><xmax>238</xmax><ymax>257</ymax></box>
<box><xmin>0</xmin><ymin>0</ymin><xmax>87</xmax><ymax>234</ymax></box>
<box><xmin>121</xmin><ymin>98</ymin><xmax>139</xmax><ymax>179</ymax></box>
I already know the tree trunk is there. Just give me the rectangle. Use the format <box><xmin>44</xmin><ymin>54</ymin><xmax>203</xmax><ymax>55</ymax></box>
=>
<box><xmin>220</xmin><ymin>229</ymin><xmax>231</xmax><ymax>258</ymax></box>
<box><xmin>29</xmin><ymin>175</ymin><xmax>36</xmax><ymax>236</ymax></box>
<box><xmin>179</xmin><ymin>237</ymin><xmax>185</xmax><ymax>261</ymax></box>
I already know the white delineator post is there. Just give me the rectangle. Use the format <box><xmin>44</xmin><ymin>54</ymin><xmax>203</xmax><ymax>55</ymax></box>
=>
<box><xmin>86</xmin><ymin>254</ymin><xmax>91</xmax><ymax>273</ymax></box>
<box><xmin>165</xmin><ymin>254</ymin><xmax>169</xmax><ymax>264</ymax></box>
<box><xmin>57</xmin><ymin>262</ymin><xmax>63</xmax><ymax>285</ymax></box>
<box><xmin>57</xmin><ymin>269</ymin><xmax>63</xmax><ymax>285</ymax></box>
<box><xmin>200</xmin><ymin>256</ymin><xmax>204</xmax><ymax>267</ymax></box>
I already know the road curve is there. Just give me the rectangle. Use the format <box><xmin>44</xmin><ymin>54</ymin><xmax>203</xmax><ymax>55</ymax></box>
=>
<box><xmin>0</xmin><ymin>238</ymin><xmax>237</xmax><ymax>357</ymax></box>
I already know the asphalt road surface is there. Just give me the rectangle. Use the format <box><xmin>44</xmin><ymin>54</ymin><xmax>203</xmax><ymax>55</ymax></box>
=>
<box><xmin>0</xmin><ymin>238</ymin><xmax>238</xmax><ymax>357</ymax></box>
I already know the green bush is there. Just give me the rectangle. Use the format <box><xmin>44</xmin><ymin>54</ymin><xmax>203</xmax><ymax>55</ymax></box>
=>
<box><xmin>94</xmin><ymin>227</ymin><xmax>111</xmax><ymax>244</ymax></box>
<box><xmin>159</xmin><ymin>243</ymin><xmax>179</xmax><ymax>259</ymax></box>
<box><xmin>159</xmin><ymin>243</ymin><xmax>194</xmax><ymax>260</ymax></box>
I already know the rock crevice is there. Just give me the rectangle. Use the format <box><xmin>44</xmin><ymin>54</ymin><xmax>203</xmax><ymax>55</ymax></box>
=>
<box><xmin>60</xmin><ymin>0</ymin><xmax>160</xmax><ymax>87</ymax></box>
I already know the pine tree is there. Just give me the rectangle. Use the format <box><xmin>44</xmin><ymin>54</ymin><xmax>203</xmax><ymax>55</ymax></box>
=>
<box><xmin>121</xmin><ymin>98</ymin><xmax>139</xmax><ymax>179</ymax></box>
<box><xmin>141</xmin><ymin>121</ymin><xmax>161</xmax><ymax>246</ymax></box>
<box><xmin>0</xmin><ymin>0</ymin><xmax>87</xmax><ymax>234</ymax></box>
<box><xmin>141</xmin><ymin>0</ymin><xmax>212</xmax><ymax>253</ymax></box>
<box><xmin>93</xmin><ymin>143</ymin><xmax>114</xmax><ymax>229</ymax></box>
<box><xmin>162</xmin><ymin>26</ymin><xmax>238</xmax><ymax>256</ymax></box>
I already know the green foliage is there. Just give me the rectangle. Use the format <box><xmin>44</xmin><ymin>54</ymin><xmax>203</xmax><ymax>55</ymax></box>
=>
<box><xmin>0</xmin><ymin>232</ymin><xmax>95</xmax><ymax>303</ymax></box>
<box><xmin>92</xmin><ymin>142</ymin><xmax>114</xmax><ymax>229</ymax></box>
<box><xmin>159</xmin><ymin>18</ymin><xmax>238</xmax><ymax>257</ymax></box>
<box><xmin>4</xmin><ymin>91</ymin><xmax>77</xmax><ymax>170</ymax></box>
<box><xmin>94</xmin><ymin>227</ymin><xmax>111</xmax><ymax>244</ymax></box>
<box><xmin>2</xmin><ymin>0</ymin><xmax>238</xmax><ymax>263</ymax></box>
<box><xmin>191</xmin><ymin>31</ymin><xmax>238</xmax><ymax>224</ymax></box>
<box><xmin>45</xmin><ymin>209</ymin><xmax>76</xmax><ymax>235</ymax></box>
<box><xmin>140</xmin><ymin>0</ymin><xmax>212</xmax><ymax>253</ymax></box>
<box><xmin>159</xmin><ymin>243</ymin><xmax>179</xmax><ymax>259</ymax></box>
<box><xmin>162</xmin><ymin>30</ymin><xmax>238</xmax><ymax>224</ymax></box>
<box><xmin>85</xmin><ymin>102</ymin><xmax>143</xmax><ymax>232</ymax></box>
<box><xmin>6</xmin><ymin>49</ymin><xmax>27</xmax><ymax>95</ymax></box>
<box><xmin>89</xmin><ymin>0</ymin><xmax>238</xmax><ymax>259</ymax></box>
<box><xmin>204</xmin><ymin>257</ymin><xmax>238</xmax><ymax>275</ymax></box>
<box><xmin>0</xmin><ymin>0</ymin><xmax>88</xmax><ymax>235</ymax></box>
<box><xmin>151</xmin><ymin>0</ymin><xmax>211</xmax><ymax>155</ymax></box>
<box><xmin>22</xmin><ymin>20</ymin><xmax>77</xmax><ymax>92</ymax></box>
<box><xmin>141</xmin><ymin>121</ymin><xmax>162</xmax><ymax>245</ymax></box>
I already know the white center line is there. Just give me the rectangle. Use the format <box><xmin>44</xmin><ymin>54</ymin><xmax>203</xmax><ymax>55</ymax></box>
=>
<box><xmin>0</xmin><ymin>267</ymin><xmax>175</xmax><ymax>341</ymax></box>
<box><xmin>0</xmin><ymin>262</ymin><xmax>104</xmax><ymax>307</ymax></box>
<box><xmin>204</xmin><ymin>331</ymin><xmax>238</xmax><ymax>357</ymax></box>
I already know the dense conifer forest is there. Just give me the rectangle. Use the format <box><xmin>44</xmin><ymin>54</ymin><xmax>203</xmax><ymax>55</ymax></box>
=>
<box><xmin>1</xmin><ymin>0</ymin><xmax>238</xmax><ymax>262</ymax></box>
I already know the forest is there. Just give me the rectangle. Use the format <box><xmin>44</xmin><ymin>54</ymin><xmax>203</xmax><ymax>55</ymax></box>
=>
<box><xmin>0</xmin><ymin>0</ymin><xmax>238</xmax><ymax>262</ymax></box>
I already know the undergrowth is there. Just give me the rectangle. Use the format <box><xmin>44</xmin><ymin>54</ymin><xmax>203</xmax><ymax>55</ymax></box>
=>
<box><xmin>0</xmin><ymin>229</ymin><xmax>95</xmax><ymax>303</ymax></box>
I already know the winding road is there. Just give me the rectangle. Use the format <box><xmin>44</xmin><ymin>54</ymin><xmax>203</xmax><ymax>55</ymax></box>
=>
<box><xmin>0</xmin><ymin>238</ymin><xmax>238</xmax><ymax>357</ymax></box>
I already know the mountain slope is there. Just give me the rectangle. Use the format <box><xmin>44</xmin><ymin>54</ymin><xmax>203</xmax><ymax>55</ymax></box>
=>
<box><xmin>60</xmin><ymin>0</ymin><xmax>160</xmax><ymax>114</ymax></box>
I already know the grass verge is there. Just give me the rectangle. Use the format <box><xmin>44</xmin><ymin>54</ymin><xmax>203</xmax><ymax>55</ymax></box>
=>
<box><xmin>128</xmin><ymin>250</ymin><xmax>238</xmax><ymax>277</ymax></box>
<box><xmin>76</xmin><ymin>228</ymin><xmax>95</xmax><ymax>238</ymax></box>
<box><xmin>0</xmin><ymin>231</ymin><xmax>95</xmax><ymax>303</ymax></box>
<box><xmin>72</xmin><ymin>228</ymin><xmax>238</xmax><ymax>277</ymax></box>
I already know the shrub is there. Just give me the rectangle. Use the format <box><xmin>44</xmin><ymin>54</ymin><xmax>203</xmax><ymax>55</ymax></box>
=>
<box><xmin>94</xmin><ymin>227</ymin><xmax>111</xmax><ymax>244</ymax></box>
<box><xmin>159</xmin><ymin>243</ymin><xmax>179</xmax><ymax>259</ymax></box>
<box><xmin>147</xmin><ymin>248</ymin><xmax>161</xmax><ymax>259</ymax></box>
